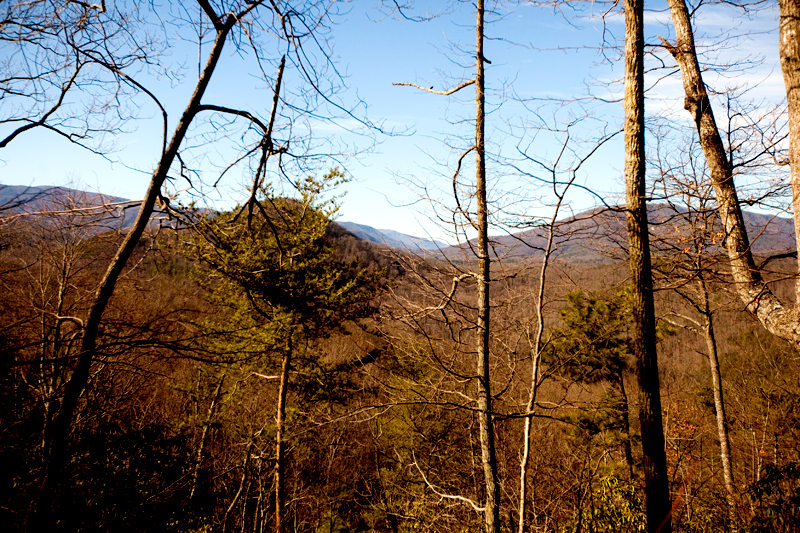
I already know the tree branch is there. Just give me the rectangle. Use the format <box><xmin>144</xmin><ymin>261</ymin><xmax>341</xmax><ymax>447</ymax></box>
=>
<box><xmin>412</xmin><ymin>453</ymin><xmax>485</xmax><ymax>513</ymax></box>
<box><xmin>393</xmin><ymin>79</ymin><xmax>476</xmax><ymax>95</ymax></box>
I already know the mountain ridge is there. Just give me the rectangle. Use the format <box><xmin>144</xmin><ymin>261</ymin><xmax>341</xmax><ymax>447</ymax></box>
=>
<box><xmin>2</xmin><ymin>185</ymin><xmax>795</xmax><ymax>260</ymax></box>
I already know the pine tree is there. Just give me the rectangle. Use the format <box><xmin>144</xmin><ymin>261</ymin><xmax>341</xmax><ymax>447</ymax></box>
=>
<box><xmin>185</xmin><ymin>169</ymin><xmax>384</xmax><ymax>533</ymax></box>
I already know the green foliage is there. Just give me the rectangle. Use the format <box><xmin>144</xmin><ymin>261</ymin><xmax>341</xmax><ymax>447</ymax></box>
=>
<box><xmin>546</xmin><ymin>290</ymin><xmax>636</xmax><ymax>474</ymax></box>
<box><xmin>190</xmin><ymin>169</ymin><xmax>383</xmax><ymax>344</ymax></box>
<box><xmin>559</xmin><ymin>475</ymin><xmax>646</xmax><ymax>533</ymax></box>
<box><xmin>545</xmin><ymin>290</ymin><xmax>632</xmax><ymax>385</ymax></box>
<box><xmin>185</xmin><ymin>170</ymin><xmax>386</xmax><ymax>409</ymax></box>
<box><xmin>747</xmin><ymin>462</ymin><xmax>800</xmax><ymax>533</ymax></box>
<box><xmin>178</xmin><ymin>170</ymin><xmax>387</xmax><ymax>531</ymax></box>
<box><xmin>559</xmin><ymin>388</ymin><xmax>628</xmax><ymax>447</ymax></box>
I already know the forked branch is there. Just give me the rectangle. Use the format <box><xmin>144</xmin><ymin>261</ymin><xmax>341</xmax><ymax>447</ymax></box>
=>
<box><xmin>393</xmin><ymin>79</ymin><xmax>476</xmax><ymax>95</ymax></box>
<box><xmin>412</xmin><ymin>453</ymin><xmax>485</xmax><ymax>513</ymax></box>
<box><xmin>409</xmin><ymin>273</ymin><xmax>474</xmax><ymax>318</ymax></box>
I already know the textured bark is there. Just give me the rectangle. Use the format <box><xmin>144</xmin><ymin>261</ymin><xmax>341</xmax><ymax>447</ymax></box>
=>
<box><xmin>37</xmin><ymin>11</ymin><xmax>239</xmax><ymax>524</ymax></box>
<box><xmin>475</xmin><ymin>2</ymin><xmax>500</xmax><ymax>531</ymax></box>
<box><xmin>624</xmin><ymin>0</ymin><xmax>673</xmax><ymax>530</ymax></box>
<box><xmin>781</xmin><ymin>0</ymin><xmax>800</xmax><ymax>299</ymax></box>
<box><xmin>666</xmin><ymin>0</ymin><xmax>800</xmax><ymax>345</ymax></box>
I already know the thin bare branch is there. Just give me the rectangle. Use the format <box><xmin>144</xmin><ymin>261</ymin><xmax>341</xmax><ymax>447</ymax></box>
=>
<box><xmin>392</xmin><ymin>79</ymin><xmax>476</xmax><ymax>96</ymax></box>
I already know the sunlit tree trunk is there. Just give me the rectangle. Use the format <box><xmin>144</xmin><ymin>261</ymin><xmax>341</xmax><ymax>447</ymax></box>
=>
<box><xmin>688</xmin><ymin>271</ymin><xmax>737</xmax><ymax>524</ymax></box>
<box><xmin>666</xmin><ymin>0</ymin><xmax>800</xmax><ymax>344</ymax></box>
<box><xmin>516</xmin><ymin>219</ymin><xmax>553</xmax><ymax>533</ymax></box>
<box><xmin>623</xmin><ymin>0</ymin><xmax>672</xmax><ymax>530</ymax></box>
<box><xmin>475</xmin><ymin>2</ymin><xmax>500</xmax><ymax>532</ymax></box>
<box><xmin>780</xmin><ymin>0</ymin><xmax>800</xmax><ymax>298</ymax></box>
<box><xmin>275</xmin><ymin>338</ymin><xmax>292</xmax><ymax>533</ymax></box>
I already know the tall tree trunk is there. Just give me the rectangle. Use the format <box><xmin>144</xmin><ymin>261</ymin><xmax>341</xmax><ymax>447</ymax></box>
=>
<box><xmin>518</xmin><ymin>184</ymin><xmax>569</xmax><ymax>533</ymax></box>
<box><xmin>780</xmin><ymin>0</ymin><xmax>800</xmax><ymax>299</ymax></box>
<box><xmin>274</xmin><ymin>340</ymin><xmax>292</xmax><ymax>533</ymax></box>
<box><xmin>665</xmin><ymin>0</ymin><xmax>800</xmax><ymax>344</ymax></box>
<box><xmin>36</xmin><ymin>16</ymin><xmax>238</xmax><ymax>525</ymax></box>
<box><xmin>475</xmin><ymin>2</ymin><xmax>500</xmax><ymax>532</ymax></box>
<box><xmin>697</xmin><ymin>276</ymin><xmax>736</xmax><ymax>524</ymax></box>
<box><xmin>516</xmin><ymin>265</ymin><xmax>548</xmax><ymax>533</ymax></box>
<box><xmin>623</xmin><ymin>0</ymin><xmax>673</xmax><ymax>530</ymax></box>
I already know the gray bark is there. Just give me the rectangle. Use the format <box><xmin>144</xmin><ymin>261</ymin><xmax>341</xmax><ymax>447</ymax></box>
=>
<box><xmin>475</xmin><ymin>2</ymin><xmax>500</xmax><ymax>532</ymax></box>
<box><xmin>666</xmin><ymin>0</ymin><xmax>800</xmax><ymax>344</ymax></box>
<box><xmin>699</xmin><ymin>284</ymin><xmax>736</xmax><ymax>523</ymax></box>
<box><xmin>780</xmin><ymin>0</ymin><xmax>800</xmax><ymax>299</ymax></box>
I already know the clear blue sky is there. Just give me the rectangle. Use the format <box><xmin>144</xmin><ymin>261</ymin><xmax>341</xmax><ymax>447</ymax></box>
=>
<box><xmin>0</xmin><ymin>0</ymin><xmax>784</xmax><ymax>242</ymax></box>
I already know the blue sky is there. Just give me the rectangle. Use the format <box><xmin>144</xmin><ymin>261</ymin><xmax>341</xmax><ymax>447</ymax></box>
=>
<box><xmin>0</xmin><ymin>0</ymin><xmax>785</xmax><ymax>242</ymax></box>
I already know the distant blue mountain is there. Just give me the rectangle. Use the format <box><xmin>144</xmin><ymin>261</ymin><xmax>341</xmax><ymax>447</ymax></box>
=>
<box><xmin>337</xmin><ymin>221</ymin><xmax>447</xmax><ymax>251</ymax></box>
<box><xmin>6</xmin><ymin>186</ymin><xmax>792</xmax><ymax>261</ymax></box>
<box><xmin>0</xmin><ymin>185</ymin><xmax>449</xmax><ymax>251</ymax></box>
<box><xmin>0</xmin><ymin>184</ymin><xmax>140</xmax><ymax>229</ymax></box>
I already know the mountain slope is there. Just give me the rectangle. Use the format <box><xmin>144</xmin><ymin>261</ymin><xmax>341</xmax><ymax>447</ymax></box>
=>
<box><xmin>0</xmin><ymin>184</ymin><xmax>139</xmax><ymax>229</ymax></box>
<box><xmin>438</xmin><ymin>205</ymin><xmax>796</xmax><ymax>261</ymax></box>
<box><xmin>336</xmin><ymin>221</ymin><xmax>447</xmax><ymax>251</ymax></box>
<box><xmin>5</xmin><ymin>186</ymin><xmax>794</xmax><ymax>261</ymax></box>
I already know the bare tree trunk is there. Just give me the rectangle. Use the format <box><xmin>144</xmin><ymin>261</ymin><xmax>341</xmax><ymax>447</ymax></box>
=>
<box><xmin>665</xmin><ymin>0</ymin><xmax>800</xmax><ymax>344</ymax></box>
<box><xmin>624</xmin><ymin>0</ymin><xmax>672</xmax><ymax>530</ymax></box>
<box><xmin>697</xmin><ymin>277</ymin><xmax>736</xmax><ymax>525</ymax></box>
<box><xmin>518</xmin><ymin>183</ymin><xmax>567</xmax><ymax>533</ymax></box>
<box><xmin>780</xmin><ymin>0</ymin><xmax>800</xmax><ymax>299</ymax></box>
<box><xmin>517</xmin><ymin>255</ymin><xmax>548</xmax><ymax>533</ymax></box>
<box><xmin>475</xmin><ymin>2</ymin><xmax>499</xmax><ymax>532</ymax></box>
<box><xmin>275</xmin><ymin>340</ymin><xmax>292</xmax><ymax>533</ymax></box>
<box><xmin>224</xmin><ymin>441</ymin><xmax>254</xmax><ymax>533</ymax></box>
<box><xmin>37</xmin><ymin>17</ymin><xmax>238</xmax><ymax>524</ymax></box>
<box><xmin>190</xmin><ymin>374</ymin><xmax>225</xmax><ymax>500</ymax></box>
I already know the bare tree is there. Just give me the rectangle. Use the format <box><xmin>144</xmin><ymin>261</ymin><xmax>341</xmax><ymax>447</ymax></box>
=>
<box><xmin>0</xmin><ymin>1</ymin><xmax>128</xmax><ymax>149</ymax></box>
<box><xmin>623</xmin><ymin>0</ymin><xmax>673</xmax><ymax>530</ymax></box>
<box><xmin>473</xmin><ymin>4</ymin><xmax>501</xmax><ymax>532</ymax></box>
<box><xmin>390</xmin><ymin>0</ymin><xmax>502</xmax><ymax>529</ymax></box>
<box><xmin>662</xmin><ymin>0</ymin><xmax>800</xmax><ymax>346</ymax></box>
<box><xmin>650</xmin><ymin>132</ymin><xmax>738</xmax><ymax>523</ymax></box>
<box><xmin>8</xmin><ymin>1</ymin><xmax>371</xmax><ymax>526</ymax></box>
<box><xmin>508</xmin><ymin>116</ymin><xmax>619</xmax><ymax>533</ymax></box>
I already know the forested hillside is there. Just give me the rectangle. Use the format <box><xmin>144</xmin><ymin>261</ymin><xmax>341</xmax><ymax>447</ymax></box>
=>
<box><xmin>4</xmin><ymin>1</ymin><xmax>800</xmax><ymax>533</ymax></box>
<box><xmin>1</xmin><ymin>183</ymin><xmax>799</xmax><ymax>532</ymax></box>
